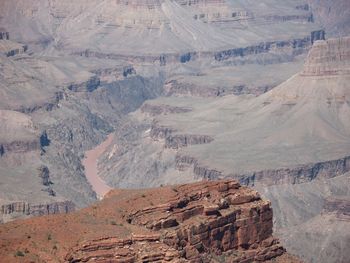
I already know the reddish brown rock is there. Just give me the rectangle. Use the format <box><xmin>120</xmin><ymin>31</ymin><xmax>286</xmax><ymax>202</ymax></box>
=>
<box><xmin>65</xmin><ymin>180</ymin><xmax>299</xmax><ymax>263</ymax></box>
<box><xmin>0</xmin><ymin>180</ymin><xmax>301</xmax><ymax>262</ymax></box>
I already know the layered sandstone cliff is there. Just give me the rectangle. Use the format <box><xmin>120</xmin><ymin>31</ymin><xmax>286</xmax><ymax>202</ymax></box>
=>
<box><xmin>302</xmin><ymin>37</ymin><xmax>350</xmax><ymax>76</ymax></box>
<box><xmin>0</xmin><ymin>180</ymin><xmax>300</xmax><ymax>262</ymax></box>
<box><xmin>65</xmin><ymin>180</ymin><xmax>298</xmax><ymax>262</ymax></box>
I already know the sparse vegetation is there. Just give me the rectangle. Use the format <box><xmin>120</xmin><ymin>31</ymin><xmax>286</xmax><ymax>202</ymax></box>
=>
<box><xmin>47</xmin><ymin>233</ymin><xmax>52</xmax><ymax>241</ymax></box>
<box><xmin>110</xmin><ymin>220</ymin><xmax>117</xmax><ymax>225</ymax></box>
<box><xmin>15</xmin><ymin>251</ymin><xmax>25</xmax><ymax>257</ymax></box>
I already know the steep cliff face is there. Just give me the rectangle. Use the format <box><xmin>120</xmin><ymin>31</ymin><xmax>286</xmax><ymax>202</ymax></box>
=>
<box><xmin>0</xmin><ymin>201</ymin><xmax>75</xmax><ymax>223</ymax></box>
<box><xmin>97</xmin><ymin>36</ymin><xmax>350</xmax><ymax>263</ymax></box>
<box><xmin>141</xmin><ymin>103</ymin><xmax>192</xmax><ymax>116</ymax></box>
<box><xmin>0</xmin><ymin>39</ymin><xmax>27</xmax><ymax>57</ymax></box>
<box><xmin>0</xmin><ymin>180</ymin><xmax>295</xmax><ymax>262</ymax></box>
<box><xmin>0</xmin><ymin>110</ymin><xmax>40</xmax><ymax>155</ymax></box>
<box><xmin>0</xmin><ymin>179</ymin><xmax>295</xmax><ymax>263</ymax></box>
<box><xmin>0</xmin><ymin>29</ymin><xmax>9</xmax><ymax>40</ymax></box>
<box><xmin>0</xmin><ymin>0</ymin><xmax>322</xmax><ymax>60</ymax></box>
<box><xmin>302</xmin><ymin>37</ymin><xmax>350</xmax><ymax>76</ymax></box>
<box><xmin>117</xmin><ymin>37</ymin><xmax>350</xmax><ymax>187</ymax></box>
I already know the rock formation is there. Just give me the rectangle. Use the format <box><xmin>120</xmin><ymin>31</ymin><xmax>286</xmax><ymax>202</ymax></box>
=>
<box><xmin>0</xmin><ymin>1</ymin><xmax>348</xmax><ymax>262</ymax></box>
<box><xmin>302</xmin><ymin>37</ymin><xmax>350</xmax><ymax>76</ymax></box>
<box><xmin>0</xmin><ymin>200</ymin><xmax>75</xmax><ymax>223</ymax></box>
<box><xmin>6</xmin><ymin>179</ymin><xmax>297</xmax><ymax>263</ymax></box>
<box><xmin>98</xmin><ymin>36</ymin><xmax>350</xmax><ymax>262</ymax></box>
<box><xmin>0</xmin><ymin>28</ymin><xmax>9</xmax><ymax>40</ymax></box>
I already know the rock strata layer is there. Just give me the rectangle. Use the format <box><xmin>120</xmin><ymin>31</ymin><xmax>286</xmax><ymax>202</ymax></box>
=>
<box><xmin>66</xmin><ymin>180</ymin><xmax>298</xmax><ymax>263</ymax></box>
<box><xmin>0</xmin><ymin>200</ymin><xmax>75</xmax><ymax>223</ymax></box>
<box><xmin>302</xmin><ymin>37</ymin><xmax>350</xmax><ymax>76</ymax></box>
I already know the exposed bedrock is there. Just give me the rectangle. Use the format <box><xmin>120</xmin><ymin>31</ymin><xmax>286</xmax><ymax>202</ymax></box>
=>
<box><xmin>0</xmin><ymin>200</ymin><xmax>75</xmax><ymax>223</ymax></box>
<box><xmin>302</xmin><ymin>36</ymin><xmax>350</xmax><ymax>76</ymax></box>
<box><xmin>66</xmin><ymin>180</ymin><xmax>297</xmax><ymax>263</ymax></box>
<box><xmin>75</xmin><ymin>31</ymin><xmax>325</xmax><ymax>66</ymax></box>
<box><xmin>0</xmin><ymin>140</ymin><xmax>40</xmax><ymax>156</ymax></box>
<box><xmin>150</xmin><ymin>122</ymin><xmax>214</xmax><ymax>149</ymax></box>
<box><xmin>213</xmin><ymin>30</ymin><xmax>325</xmax><ymax>61</ymax></box>
<box><xmin>4</xmin><ymin>45</ymin><xmax>28</xmax><ymax>57</ymax></box>
<box><xmin>67</xmin><ymin>76</ymin><xmax>101</xmax><ymax>92</ymax></box>
<box><xmin>141</xmin><ymin>103</ymin><xmax>192</xmax><ymax>116</ymax></box>
<box><xmin>0</xmin><ymin>31</ymin><xmax>28</xmax><ymax>56</ymax></box>
<box><xmin>165</xmin><ymin>134</ymin><xmax>214</xmax><ymax>149</ymax></box>
<box><xmin>323</xmin><ymin>197</ymin><xmax>350</xmax><ymax>217</ymax></box>
<box><xmin>14</xmin><ymin>91</ymin><xmax>64</xmax><ymax>114</ymax></box>
<box><xmin>164</xmin><ymin>79</ymin><xmax>274</xmax><ymax>97</ymax></box>
<box><xmin>0</xmin><ymin>29</ymin><xmax>9</xmax><ymax>40</ymax></box>
<box><xmin>175</xmin><ymin>154</ymin><xmax>350</xmax><ymax>186</ymax></box>
<box><xmin>150</xmin><ymin>123</ymin><xmax>175</xmax><ymax>140</ymax></box>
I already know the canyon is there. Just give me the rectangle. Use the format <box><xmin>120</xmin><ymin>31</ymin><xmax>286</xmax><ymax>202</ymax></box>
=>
<box><xmin>0</xmin><ymin>180</ymin><xmax>302</xmax><ymax>262</ymax></box>
<box><xmin>0</xmin><ymin>0</ymin><xmax>349</xmax><ymax>262</ymax></box>
<box><xmin>82</xmin><ymin>134</ymin><xmax>114</xmax><ymax>199</ymax></box>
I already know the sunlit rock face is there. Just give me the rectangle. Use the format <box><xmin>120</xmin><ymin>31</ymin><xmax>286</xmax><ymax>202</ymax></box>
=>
<box><xmin>0</xmin><ymin>180</ymin><xmax>301</xmax><ymax>262</ymax></box>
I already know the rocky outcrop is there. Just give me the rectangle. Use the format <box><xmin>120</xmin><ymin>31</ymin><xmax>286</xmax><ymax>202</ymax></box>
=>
<box><xmin>0</xmin><ymin>29</ymin><xmax>9</xmax><ymax>40</ymax></box>
<box><xmin>234</xmin><ymin>155</ymin><xmax>350</xmax><ymax>186</ymax></box>
<box><xmin>67</xmin><ymin>76</ymin><xmax>100</xmax><ymax>92</ymax></box>
<box><xmin>214</xmin><ymin>30</ymin><xmax>325</xmax><ymax>61</ymax></box>
<box><xmin>323</xmin><ymin>197</ymin><xmax>350</xmax><ymax>217</ymax></box>
<box><xmin>4</xmin><ymin>45</ymin><xmax>28</xmax><ymax>57</ymax></box>
<box><xmin>141</xmin><ymin>103</ymin><xmax>192</xmax><ymax>116</ymax></box>
<box><xmin>176</xmin><ymin>154</ymin><xmax>223</xmax><ymax>179</ymax></box>
<box><xmin>150</xmin><ymin>123</ymin><xmax>213</xmax><ymax>149</ymax></box>
<box><xmin>0</xmin><ymin>200</ymin><xmax>75</xmax><ymax>222</ymax></box>
<box><xmin>122</xmin><ymin>66</ymin><xmax>136</xmax><ymax>77</ymax></box>
<box><xmin>0</xmin><ymin>39</ymin><xmax>28</xmax><ymax>57</ymax></box>
<box><xmin>150</xmin><ymin>123</ymin><xmax>177</xmax><ymax>140</ymax></box>
<box><xmin>66</xmin><ymin>180</ymin><xmax>295</xmax><ymax>262</ymax></box>
<box><xmin>165</xmin><ymin>134</ymin><xmax>214</xmax><ymax>149</ymax></box>
<box><xmin>302</xmin><ymin>37</ymin><xmax>350</xmax><ymax>76</ymax></box>
<box><xmin>164</xmin><ymin>80</ymin><xmax>274</xmax><ymax>97</ymax></box>
<box><xmin>74</xmin><ymin>32</ymin><xmax>324</xmax><ymax>66</ymax></box>
<box><xmin>261</xmin><ymin>14</ymin><xmax>314</xmax><ymax>23</ymax></box>
<box><xmin>0</xmin><ymin>140</ymin><xmax>40</xmax><ymax>155</ymax></box>
<box><xmin>175</xmin><ymin>154</ymin><xmax>350</xmax><ymax>186</ymax></box>
<box><xmin>37</xmin><ymin>165</ymin><xmax>52</xmax><ymax>186</ymax></box>
<box><xmin>15</xmin><ymin>91</ymin><xmax>64</xmax><ymax>114</ymax></box>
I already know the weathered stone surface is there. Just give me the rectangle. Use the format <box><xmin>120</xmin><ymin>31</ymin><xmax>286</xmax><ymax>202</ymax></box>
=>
<box><xmin>141</xmin><ymin>103</ymin><xmax>192</xmax><ymax>116</ymax></box>
<box><xmin>67</xmin><ymin>76</ymin><xmax>101</xmax><ymax>92</ymax></box>
<box><xmin>66</xmin><ymin>180</ymin><xmax>293</xmax><ymax>262</ymax></box>
<box><xmin>302</xmin><ymin>37</ymin><xmax>350</xmax><ymax>76</ymax></box>
<box><xmin>175</xmin><ymin>154</ymin><xmax>350</xmax><ymax>186</ymax></box>
<box><xmin>0</xmin><ymin>28</ymin><xmax>9</xmax><ymax>40</ymax></box>
<box><xmin>150</xmin><ymin>122</ymin><xmax>214</xmax><ymax>149</ymax></box>
<box><xmin>0</xmin><ymin>200</ymin><xmax>75</xmax><ymax>218</ymax></box>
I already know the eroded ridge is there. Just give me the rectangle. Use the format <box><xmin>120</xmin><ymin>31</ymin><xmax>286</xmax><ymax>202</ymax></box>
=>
<box><xmin>66</xmin><ymin>180</ymin><xmax>297</xmax><ymax>262</ymax></box>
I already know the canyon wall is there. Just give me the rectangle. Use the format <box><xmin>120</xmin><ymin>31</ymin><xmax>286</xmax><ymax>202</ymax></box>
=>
<box><xmin>65</xmin><ymin>180</ymin><xmax>299</xmax><ymax>262</ymax></box>
<box><xmin>0</xmin><ymin>200</ymin><xmax>75</xmax><ymax>223</ymax></box>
